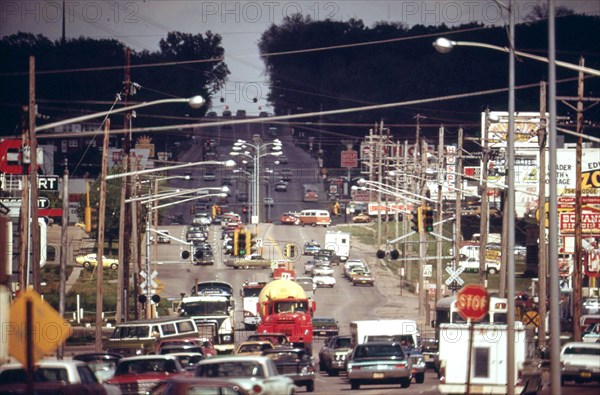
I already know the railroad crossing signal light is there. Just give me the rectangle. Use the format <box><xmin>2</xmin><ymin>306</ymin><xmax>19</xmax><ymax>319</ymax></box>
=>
<box><xmin>423</xmin><ymin>206</ymin><xmax>434</xmax><ymax>233</ymax></box>
<box><xmin>410</xmin><ymin>207</ymin><xmax>422</xmax><ymax>233</ymax></box>
<box><xmin>245</xmin><ymin>230</ymin><xmax>252</xmax><ymax>254</ymax></box>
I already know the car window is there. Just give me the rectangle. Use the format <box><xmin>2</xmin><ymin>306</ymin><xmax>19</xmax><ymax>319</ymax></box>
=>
<box><xmin>34</xmin><ymin>367</ymin><xmax>70</xmax><ymax>382</ymax></box>
<box><xmin>77</xmin><ymin>365</ymin><xmax>99</xmax><ymax>383</ymax></box>
<box><xmin>355</xmin><ymin>344</ymin><xmax>404</xmax><ymax>358</ymax></box>
<box><xmin>563</xmin><ymin>346</ymin><xmax>600</xmax><ymax>356</ymax></box>
<box><xmin>336</xmin><ymin>338</ymin><xmax>351</xmax><ymax>348</ymax></box>
<box><xmin>198</xmin><ymin>361</ymin><xmax>265</xmax><ymax>378</ymax></box>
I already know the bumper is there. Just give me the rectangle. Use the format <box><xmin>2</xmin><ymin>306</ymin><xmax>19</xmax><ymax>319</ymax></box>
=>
<box><xmin>439</xmin><ymin>384</ymin><xmax>525</xmax><ymax>394</ymax></box>
<box><xmin>562</xmin><ymin>365</ymin><xmax>600</xmax><ymax>382</ymax></box>
<box><xmin>347</xmin><ymin>369</ymin><xmax>411</xmax><ymax>381</ymax></box>
<box><xmin>215</xmin><ymin>344</ymin><xmax>235</xmax><ymax>354</ymax></box>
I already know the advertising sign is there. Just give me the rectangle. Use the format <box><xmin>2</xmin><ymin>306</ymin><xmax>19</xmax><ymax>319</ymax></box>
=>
<box><xmin>481</xmin><ymin>111</ymin><xmax>543</xmax><ymax>148</ymax></box>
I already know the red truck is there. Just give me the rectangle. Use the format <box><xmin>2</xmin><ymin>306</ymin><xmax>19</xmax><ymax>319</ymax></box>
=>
<box><xmin>257</xmin><ymin>279</ymin><xmax>316</xmax><ymax>353</ymax></box>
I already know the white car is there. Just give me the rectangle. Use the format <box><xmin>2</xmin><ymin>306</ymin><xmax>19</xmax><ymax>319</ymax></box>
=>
<box><xmin>193</xmin><ymin>213</ymin><xmax>212</xmax><ymax>225</ymax></box>
<box><xmin>195</xmin><ymin>355</ymin><xmax>295</xmax><ymax>395</ymax></box>
<box><xmin>560</xmin><ymin>342</ymin><xmax>600</xmax><ymax>385</ymax></box>
<box><xmin>313</xmin><ymin>273</ymin><xmax>336</xmax><ymax>288</ymax></box>
<box><xmin>343</xmin><ymin>259</ymin><xmax>366</xmax><ymax>278</ymax></box>
<box><xmin>313</xmin><ymin>263</ymin><xmax>334</xmax><ymax>277</ymax></box>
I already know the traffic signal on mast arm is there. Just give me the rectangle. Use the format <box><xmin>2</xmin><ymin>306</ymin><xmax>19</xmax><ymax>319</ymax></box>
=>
<box><xmin>245</xmin><ymin>230</ymin><xmax>252</xmax><ymax>255</ymax></box>
<box><xmin>423</xmin><ymin>206</ymin><xmax>434</xmax><ymax>233</ymax></box>
<box><xmin>410</xmin><ymin>207</ymin><xmax>422</xmax><ymax>233</ymax></box>
<box><xmin>233</xmin><ymin>230</ymin><xmax>240</xmax><ymax>256</ymax></box>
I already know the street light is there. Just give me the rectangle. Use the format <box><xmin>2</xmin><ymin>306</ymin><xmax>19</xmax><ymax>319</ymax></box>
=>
<box><xmin>433</xmin><ymin>38</ymin><xmax>600</xmax><ymax>77</ymax></box>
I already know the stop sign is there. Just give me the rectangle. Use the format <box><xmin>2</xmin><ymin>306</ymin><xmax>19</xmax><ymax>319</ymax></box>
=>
<box><xmin>456</xmin><ymin>284</ymin><xmax>489</xmax><ymax>322</ymax></box>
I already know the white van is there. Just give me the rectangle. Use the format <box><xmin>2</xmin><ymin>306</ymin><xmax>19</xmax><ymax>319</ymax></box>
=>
<box><xmin>299</xmin><ymin>209</ymin><xmax>331</xmax><ymax>227</ymax></box>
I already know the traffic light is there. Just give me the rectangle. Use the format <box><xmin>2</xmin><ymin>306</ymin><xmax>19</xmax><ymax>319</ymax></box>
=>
<box><xmin>212</xmin><ymin>205</ymin><xmax>221</xmax><ymax>218</ymax></box>
<box><xmin>233</xmin><ymin>230</ymin><xmax>240</xmax><ymax>256</ymax></box>
<box><xmin>194</xmin><ymin>247</ymin><xmax>204</xmax><ymax>261</ymax></box>
<box><xmin>242</xmin><ymin>205</ymin><xmax>248</xmax><ymax>214</ymax></box>
<box><xmin>423</xmin><ymin>206</ymin><xmax>434</xmax><ymax>233</ymax></box>
<box><xmin>285</xmin><ymin>243</ymin><xmax>296</xmax><ymax>258</ymax></box>
<box><xmin>333</xmin><ymin>202</ymin><xmax>340</xmax><ymax>216</ymax></box>
<box><xmin>245</xmin><ymin>230</ymin><xmax>252</xmax><ymax>255</ymax></box>
<box><xmin>410</xmin><ymin>207</ymin><xmax>422</xmax><ymax>233</ymax></box>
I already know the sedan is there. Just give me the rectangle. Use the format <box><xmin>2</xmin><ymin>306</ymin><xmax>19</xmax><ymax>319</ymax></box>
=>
<box><xmin>352</xmin><ymin>213</ymin><xmax>371</xmax><ymax>223</ymax></box>
<box><xmin>313</xmin><ymin>273</ymin><xmax>336</xmax><ymax>288</ymax></box>
<box><xmin>313</xmin><ymin>263</ymin><xmax>334</xmax><ymax>277</ymax></box>
<box><xmin>75</xmin><ymin>253</ymin><xmax>119</xmax><ymax>270</ymax></box>
<box><xmin>560</xmin><ymin>342</ymin><xmax>600</xmax><ymax>385</ymax></box>
<box><xmin>280</xmin><ymin>213</ymin><xmax>298</xmax><ymax>225</ymax></box>
<box><xmin>150</xmin><ymin>376</ymin><xmax>252</xmax><ymax>395</ymax></box>
<box><xmin>346</xmin><ymin>342</ymin><xmax>412</xmax><ymax>390</ymax></box>
<box><xmin>274</xmin><ymin>181</ymin><xmax>288</xmax><ymax>192</ymax></box>
<box><xmin>351</xmin><ymin>271</ymin><xmax>375</xmax><ymax>287</ymax></box>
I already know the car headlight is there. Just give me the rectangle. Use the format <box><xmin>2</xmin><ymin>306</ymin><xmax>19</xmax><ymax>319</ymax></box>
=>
<box><xmin>223</xmin><ymin>335</ymin><xmax>231</xmax><ymax>341</ymax></box>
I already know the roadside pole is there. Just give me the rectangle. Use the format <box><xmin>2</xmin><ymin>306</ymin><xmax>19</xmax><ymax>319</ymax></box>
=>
<box><xmin>436</xmin><ymin>126</ymin><xmax>444</xmax><ymax>302</ymax></box>
<box><xmin>479</xmin><ymin>110</ymin><xmax>490</xmax><ymax>286</ymax></box>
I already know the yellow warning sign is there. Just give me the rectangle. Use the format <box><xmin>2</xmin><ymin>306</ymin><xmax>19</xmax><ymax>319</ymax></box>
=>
<box><xmin>522</xmin><ymin>311</ymin><xmax>541</xmax><ymax>328</ymax></box>
<box><xmin>8</xmin><ymin>289</ymin><xmax>72</xmax><ymax>366</ymax></box>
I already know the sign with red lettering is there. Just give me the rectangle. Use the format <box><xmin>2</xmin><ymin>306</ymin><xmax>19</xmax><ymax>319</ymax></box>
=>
<box><xmin>456</xmin><ymin>284</ymin><xmax>489</xmax><ymax>322</ymax></box>
<box><xmin>584</xmin><ymin>248</ymin><xmax>600</xmax><ymax>278</ymax></box>
<box><xmin>559</xmin><ymin>211</ymin><xmax>600</xmax><ymax>234</ymax></box>
<box><xmin>341</xmin><ymin>150</ymin><xmax>358</xmax><ymax>168</ymax></box>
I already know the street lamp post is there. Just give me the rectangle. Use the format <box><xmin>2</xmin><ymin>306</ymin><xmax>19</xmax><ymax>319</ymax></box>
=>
<box><xmin>29</xmin><ymin>95</ymin><xmax>207</xmax><ymax>350</ymax></box>
<box><xmin>230</xmin><ymin>139</ymin><xmax>282</xmax><ymax>225</ymax></box>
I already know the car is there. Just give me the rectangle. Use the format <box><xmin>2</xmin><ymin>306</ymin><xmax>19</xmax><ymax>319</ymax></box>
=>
<box><xmin>280</xmin><ymin>169</ymin><xmax>293</xmax><ymax>181</ymax></box>
<box><xmin>203</xmin><ymin>171</ymin><xmax>216</xmax><ymax>181</ymax></box>
<box><xmin>346</xmin><ymin>342</ymin><xmax>412</xmax><ymax>389</ymax></box>
<box><xmin>313</xmin><ymin>273</ymin><xmax>336</xmax><ymax>288</ymax></box>
<box><xmin>318</xmin><ymin>335</ymin><xmax>352</xmax><ymax>376</ymax></box>
<box><xmin>263</xmin><ymin>197</ymin><xmax>274</xmax><ymax>206</ymax></box>
<box><xmin>559</xmin><ymin>342</ymin><xmax>600</xmax><ymax>385</ymax></box>
<box><xmin>262</xmin><ymin>348</ymin><xmax>316</xmax><ymax>392</ymax></box>
<box><xmin>75</xmin><ymin>253</ymin><xmax>119</xmax><ymax>270</ymax></box>
<box><xmin>583</xmin><ymin>298</ymin><xmax>600</xmax><ymax>314</ymax></box>
<box><xmin>313</xmin><ymin>262</ymin><xmax>334</xmax><ymax>277</ymax></box>
<box><xmin>194</xmin><ymin>355</ymin><xmax>296</xmax><ymax>395</ymax></box>
<box><xmin>192</xmin><ymin>213</ymin><xmax>212</xmax><ymax>226</ymax></box>
<box><xmin>351</xmin><ymin>270</ymin><xmax>375</xmax><ymax>287</ymax></box>
<box><xmin>222</xmin><ymin>175</ymin><xmax>234</xmax><ymax>185</ymax></box>
<box><xmin>259</xmin><ymin>111</ymin><xmax>270</xmax><ymax>117</ymax></box>
<box><xmin>237</xmin><ymin>193</ymin><xmax>249</xmax><ymax>202</ymax></box>
<box><xmin>235</xmin><ymin>341</ymin><xmax>274</xmax><ymax>355</ymax></box>
<box><xmin>159</xmin><ymin>343</ymin><xmax>204</xmax><ymax>356</ymax></box>
<box><xmin>274</xmin><ymin>181</ymin><xmax>288</xmax><ymax>192</ymax></box>
<box><xmin>236</xmin><ymin>109</ymin><xmax>247</xmax><ymax>118</ymax></box>
<box><xmin>312</xmin><ymin>317</ymin><xmax>339</xmax><ymax>337</ymax></box>
<box><xmin>247</xmin><ymin>333</ymin><xmax>291</xmax><ymax>348</ymax></box>
<box><xmin>582</xmin><ymin>322</ymin><xmax>600</xmax><ymax>343</ymax></box>
<box><xmin>419</xmin><ymin>338</ymin><xmax>439</xmax><ymax>369</ymax></box>
<box><xmin>224</xmin><ymin>254</ymin><xmax>272</xmax><ymax>269</ymax></box>
<box><xmin>158</xmin><ymin>338</ymin><xmax>217</xmax><ymax>358</ymax></box>
<box><xmin>107</xmin><ymin>355</ymin><xmax>187</xmax><ymax>394</ymax></box>
<box><xmin>343</xmin><ymin>259</ymin><xmax>366</xmax><ymax>278</ymax></box>
<box><xmin>222</xmin><ymin>110</ymin><xmax>232</xmax><ymax>117</ymax></box>
<box><xmin>206</xmin><ymin>111</ymin><xmax>218</xmax><ymax>117</ymax></box>
<box><xmin>0</xmin><ymin>359</ymin><xmax>119</xmax><ymax>394</ymax></box>
<box><xmin>352</xmin><ymin>213</ymin><xmax>371</xmax><ymax>223</ymax></box>
<box><xmin>304</xmin><ymin>260</ymin><xmax>316</xmax><ymax>276</ymax></box>
<box><xmin>149</xmin><ymin>376</ymin><xmax>253</xmax><ymax>395</ymax></box>
<box><xmin>303</xmin><ymin>240</ymin><xmax>321</xmax><ymax>255</ymax></box>
<box><xmin>296</xmin><ymin>276</ymin><xmax>317</xmax><ymax>292</ymax></box>
<box><xmin>72</xmin><ymin>352</ymin><xmax>121</xmax><ymax>383</ymax></box>
<box><xmin>150</xmin><ymin>230</ymin><xmax>171</xmax><ymax>244</ymax></box>
<box><xmin>280</xmin><ymin>212</ymin><xmax>298</xmax><ymax>225</ymax></box>
<box><xmin>277</xmin><ymin>155</ymin><xmax>288</xmax><ymax>164</ymax></box>
<box><xmin>166</xmin><ymin>353</ymin><xmax>205</xmax><ymax>371</ymax></box>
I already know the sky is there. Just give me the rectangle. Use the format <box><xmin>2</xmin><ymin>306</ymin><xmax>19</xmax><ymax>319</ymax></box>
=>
<box><xmin>1</xmin><ymin>1</ymin><xmax>598</xmax><ymax>114</ymax></box>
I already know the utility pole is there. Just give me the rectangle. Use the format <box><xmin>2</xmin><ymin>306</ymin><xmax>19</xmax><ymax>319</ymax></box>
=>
<box><xmin>418</xmin><ymin>138</ymin><xmax>428</xmax><ymax>316</ymax></box>
<box><xmin>556</xmin><ymin>57</ymin><xmax>599</xmax><ymax>341</ymax></box>
<box><xmin>19</xmin><ymin>106</ymin><xmax>30</xmax><ymax>289</ymax></box>
<box><xmin>95</xmin><ymin>118</ymin><xmax>110</xmax><ymax>352</ymax></box>
<box><xmin>57</xmin><ymin>161</ymin><xmax>68</xmax><ymax>359</ymax></box>
<box><xmin>29</xmin><ymin>56</ymin><xmax>40</xmax><ymax>292</ymax></box>
<box><xmin>479</xmin><ymin>110</ymin><xmax>490</xmax><ymax>286</ymax></box>
<box><xmin>454</xmin><ymin>128</ymin><xmax>463</xmax><ymax>281</ymax></box>
<box><xmin>538</xmin><ymin>81</ymin><xmax>547</xmax><ymax>350</ymax></box>
<box><xmin>122</xmin><ymin>47</ymin><xmax>133</xmax><ymax>322</ymax></box>
<box><xmin>436</xmin><ymin>126</ymin><xmax>444</xmax><ymax>302</ymax></box>
<box><xmin>377</xmin><ymin>121</ymin><xmax>384</xmax><ymax>248</ymax></box>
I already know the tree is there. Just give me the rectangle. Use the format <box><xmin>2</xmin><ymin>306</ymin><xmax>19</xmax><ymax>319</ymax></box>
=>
<box><xmin>524</xmin><ymin>4</ymin><xmax>574</xmax><ymax>23</ymax></box>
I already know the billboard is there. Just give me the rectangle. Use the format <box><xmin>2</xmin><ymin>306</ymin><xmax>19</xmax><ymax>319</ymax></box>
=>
<box><xmin>481</xmin><ymin>111</ymin><xmax>544</xmax><ymax>149</ymax></box>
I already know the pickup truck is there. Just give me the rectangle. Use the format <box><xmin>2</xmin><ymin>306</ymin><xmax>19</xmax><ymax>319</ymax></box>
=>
<box><xmin>225</xmin><ymin>254</ymin><xmax>271</xmax><ymax>269</ymax></box>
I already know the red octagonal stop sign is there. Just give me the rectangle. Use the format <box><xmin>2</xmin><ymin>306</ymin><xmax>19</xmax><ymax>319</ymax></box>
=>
<box><xmin>456</xmin><ymin>284</ymin><xmax>490</xmax><ymax>322</ymax></box>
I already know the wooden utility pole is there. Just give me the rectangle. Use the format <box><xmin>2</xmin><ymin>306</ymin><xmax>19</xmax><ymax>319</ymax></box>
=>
<box><xmin>29</xmin><ymin>56</ymin><xmax>40</xmax><ymax>292</ymax></box>
<box><xmin>454</xmin><ymin>128</ymin><xmax>463</xmax><ymax>278</ymax></box>
<box><xmin>436</xmin><ymin>126</ymin><xmax>444</xmax><ymax>302</ymax></box>
<box><xmin>572</xmin><ymin>58</ymin><xmax>585</xmax><ymax>341</ymax></box>
<box><xmin>19</xmin><ymin>106</ymin><xmax>30</xmax><ymax>289</ymax></box>
<box><xmin>57</xmin><ymin>162</ymin><xmax>68</xmax><ymax>359</ymax></box>
<box><xmin>479</xmin><ymin>110</ymin><xmax>491</xmax><ymax>286</ymax></box>
<box><xmin>538</xmin><ymin>81</ymin><xmax>547</xmax><ymax>349</ymax></box>
<box><xmin>96</xmin><ymin>118</ymin><xmax>110</xmax><ymax>352</ymax></box>
<box><xmin>376</xmin><ymin>121</ymin><xmax>384</xmax><ymax>248</ymax></box>
<box><xmin>418</xmin><ymin>138</ymin><xmax>428</xmax><ymax>315</ymax></box>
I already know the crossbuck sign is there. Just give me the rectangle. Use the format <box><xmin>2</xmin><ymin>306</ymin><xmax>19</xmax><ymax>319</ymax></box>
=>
<box><xmin>445</xmin><ymin>266</ymin><xmax>465</xmax><ymax>286</ymax></box>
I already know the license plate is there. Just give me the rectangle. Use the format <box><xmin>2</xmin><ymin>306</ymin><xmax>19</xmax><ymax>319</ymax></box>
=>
<box><xmin>580</xmin><ymin>371</ymin><xmax>592</xmax><ymax>378</ymax></box>
<box><xmin>372</xmin><ymin>372</ymin><xmax>384</xmax><ymax>379</ymax></box>
<box><xmin>319</xmin><ymin>331</ymin><xmax>326</xmax><ymax>336</ymax></box>
<box><xmin>424</xmin><ymin>355</ymin><xmax>431</xmax><ymax>361</ymax></box>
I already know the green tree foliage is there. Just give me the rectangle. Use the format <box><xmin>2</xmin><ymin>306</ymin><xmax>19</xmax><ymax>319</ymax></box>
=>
<box><xmin>259</xmin><ymin>14</ymin><xmax>600</xmax><ymax>153</ymax></box>
<box><xmin>0</xmin><ymin>31</ymin><xmax>230</xmax><ymax>139</ymax></box>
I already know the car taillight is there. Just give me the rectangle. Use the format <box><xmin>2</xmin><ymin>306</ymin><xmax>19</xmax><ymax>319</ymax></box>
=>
<box><xmin>252</xmin><ymin>384</ymin><xmax>262</xmax><ymax>394</ymax></box>
<box><xmin>396</xmin><ymin>363</ymin><xmax>407</xmax><ymax>369</ymax></box>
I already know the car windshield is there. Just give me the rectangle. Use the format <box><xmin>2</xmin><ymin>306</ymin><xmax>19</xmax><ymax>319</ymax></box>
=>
<box><xmin>197</xmin><ymin>361</ymin><xmax>265</xmax><ymax>378</ymax></box>
<box><xmin>115</xmin><ymin>359</ymin><xmax>179</xmax><ymax>375</ymax></box>
<box><xmin>335</xmin><ymin>338</ymin><xmax>351</xmax><ymax>348</ymax></box>
<box><xmin>274</xmin><ymin>301</ymin><xmax>308</xmax><ymax>313</ymax></box>
<box><xmin>354</xmin><ymin>344</ymin><xmax>404</xmax><ymax>359</ymax></box>
<box><xmin>563</xmin><ymin>346</ymin><xmax>600</xmax><ymax>356</ymax></box>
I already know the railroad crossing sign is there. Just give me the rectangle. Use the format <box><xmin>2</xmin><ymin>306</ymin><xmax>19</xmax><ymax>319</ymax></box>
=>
<box><xmin>445</xmin><ymin>266</ymin><xmax>465</xmax><ymax>286</ymax></box>
<box><xmin>522</xmin><ymin>311</ymin><xmax>541</xmax><ymax>328</ymax></box>
<box><xmin>140</xmin><ymin>270</ymin><xmax>158</xmax><ymax>290</ymax></box>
